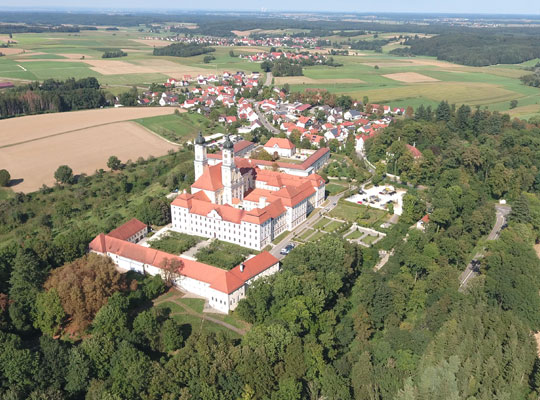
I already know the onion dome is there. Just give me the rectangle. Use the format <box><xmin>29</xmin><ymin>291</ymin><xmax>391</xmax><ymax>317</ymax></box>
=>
<box><xmin>223</xmin><ymin>135</ymin><xmax>234</xmax><ymax>150</ymax></box>
<box><xmin>195</xmin><ymin>131</ymin><xmax>205</xmax><ymax>145</ymax></box>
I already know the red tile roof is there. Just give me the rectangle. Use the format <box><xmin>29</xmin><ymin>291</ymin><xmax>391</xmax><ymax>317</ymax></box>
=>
<box><xmin>192</xmin><ymin>164</ymin><xmax>223</xmax><ymax>191</ymax></box>
<box><xmin>264</xmin><ymin>137</ymin><xmax>295</xmax><ymax>150</ymax></box>
<box><xmin>108</xmin><ymin>218</ymin><xmax>147</xmax><ymax>241</ymax></box>
<box><xmin>89</xmin><ymin>233</ymin><xmax>278</xmax><ymax>294</ymax></box>
<box><xmin>406</xmin><ymin>144</ymin><xmax>423</xmax><ymax>159</ymax></box>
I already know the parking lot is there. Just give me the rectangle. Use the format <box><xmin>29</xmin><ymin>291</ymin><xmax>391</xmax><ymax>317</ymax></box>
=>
<box><xmin>345</xmin><ymin>184</ymin><xmax>406</xmax><ymax>215</ymax></box>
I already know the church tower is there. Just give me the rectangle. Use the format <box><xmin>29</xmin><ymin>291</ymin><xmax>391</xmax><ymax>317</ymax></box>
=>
<box><xmin>194</xmin><ymin>132</ymin><xmax>207</xmax><ymax>181</ymax></box>
<box><xmin>221</xmin><ymin>135</ymin><xmax>235</xmax><ymax>204</ymax></box>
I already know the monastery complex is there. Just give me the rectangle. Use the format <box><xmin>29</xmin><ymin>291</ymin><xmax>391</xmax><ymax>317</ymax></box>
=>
<box><xmin>171</xmin><ymin>133</ymin><xmax>326</xmax><ymax>250</ymax></box>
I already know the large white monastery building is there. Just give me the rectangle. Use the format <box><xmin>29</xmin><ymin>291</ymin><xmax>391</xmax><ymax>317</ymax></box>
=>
<box><xmin>171</xmin><ymin>133</ymin><xmax>326</xmax><ymax>250</ymax></box>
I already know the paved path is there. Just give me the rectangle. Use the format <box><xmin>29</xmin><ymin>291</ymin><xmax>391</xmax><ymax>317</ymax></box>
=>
<box><xmin>139</xmin><ymin>224</ymin><xmax>172</xmax><ymax>247</ymax></box>
<box><xmin>182</xmin><ymin>238</ymin><xmax>213</xmax><ymax>259</ymax></box>
<box><xmin>374</xmin><ymin>249</ymin><xmax>394</xmax><ymax>271</ymax></box>
<box><xmin>154</xmin><ymin>290</ymin><xmax>248</xmax><ymax>336</ymax></box>
<box><xmin>263</xmin><ymin>71</ymin><xmax>273</xmax><ymax>87</ymax></box>
<box><xmin>459</xmin><ymin>204</ymin><xmax>511</xmax><ymax>290</ymax></box>
<box><xmin>254</xmin><ymin>103</ymin><xmax>280</xmax><ymax>135</ymax></box>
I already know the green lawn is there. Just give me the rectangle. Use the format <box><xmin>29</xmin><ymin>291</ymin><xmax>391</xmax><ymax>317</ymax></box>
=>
<box><xmin>178</xmin><ymin>298</ymin><xmax>205</xmax><ymax>314</ymax></box>
<box><xmin>171</xmin><ymin>313</ymin><xmax>240</xmax><ymax>338</ymax></box>
<box><xmin>149</xmin><ymin>231</ymin><xmax>204</xmax><ymax>254</ymax></box>
<box><xmin>308</xmin><ymin>231</ymin><xmax>326</xmax><ymax>242</ymax></box>
<box><xmin>313</xmin><ymin>217</ymin><xmax>331</xmax><ymax>229</ymax></box>
<box><xmin>298</xmin><ymin>228</ymin><xmax>315</xmax><ymax>241</ymax></box>
<box><xmin>155</xmin><ymin>301</ymin><xmax>185</xmax><ymax>314</ymax></box>
<box><xmin>362</xmin><ymin>235</ymin><xmax>379</xmax><ymax>245</ymax></box>
<box><xmin>330</xmin><ymin>201</ymin><xmax>388</xmax><ymax>227</ymax></box>
<box><xmin>134</xmin><ymin>112</ymin><xmax>216</xmax><ymax>143</ymax></box>
<box><xmin>324</xmin><ymin>220</ymin><xmax>344</xmax><ymax>232</ymax></box>
<box><xmin>325</xmin><ymin>183</ymin><xmax>348</xmax><ymax>196</ymax></box>
<box><xmin>345</xmin><ymin>229</ymin><xmax>364</xmax><ymax>240</ymax></box>
<box><xmin>195</xmin><ymin>240</ymin><xmax>255</xmax><ymax>270</ymax></box>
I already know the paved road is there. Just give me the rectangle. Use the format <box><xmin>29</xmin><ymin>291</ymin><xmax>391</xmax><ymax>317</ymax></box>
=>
<box><xmin>270</xmin><ymin>189</ymin><xmax>353</xmax><ymax>259</ymax></box>
<box><xmin>263</xmin><ymin>71</ymin><xmax>273</xmax><ymax>87</ymax></box>
<box><xmin>254</xmin><ymin>103</ymin><xmax>280</xmax><ymax>135</ymax></box>
<box><xmin>459</xmin><ymin>204</ymin><xmax>511</xmax><ymax>290</ymax></box>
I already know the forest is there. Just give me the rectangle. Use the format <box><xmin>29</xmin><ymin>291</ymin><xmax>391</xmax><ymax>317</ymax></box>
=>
<box><xmin>394</xmin><ymin>33</ymin><xmax>540</xmax><ymax>66</ymax></box>
<box><xmin>1</xmin><ymin>100</ymin><xmax>540</xmax><ymax>398</ymax></box>
<box><xmin>152</xmin><ymin>43</ymin><xmax>215</xmax><ymax>57</ymax></box>
<box><xmin>0</xmin><ymin>77</ymin><xmax>106</xmax><ymax>119</ymax></box>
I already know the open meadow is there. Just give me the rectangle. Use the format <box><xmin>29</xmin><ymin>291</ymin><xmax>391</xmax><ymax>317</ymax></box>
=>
<box><xmin>0</xmin><ymin>107</ymin><xmax>178</xmax><ymax>192</ymax></box>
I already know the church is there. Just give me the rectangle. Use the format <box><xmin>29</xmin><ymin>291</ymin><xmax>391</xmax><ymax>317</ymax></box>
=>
<box><xmin>171</xmin><ymin>133</ymin><xmax>326</xmax><ymax>250</ymax></box>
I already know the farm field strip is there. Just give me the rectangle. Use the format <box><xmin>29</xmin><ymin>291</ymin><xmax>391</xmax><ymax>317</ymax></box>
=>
<box><xmin>0</xmin><ymin>107</ymin><xmax>177</xmax><ymax>147</ymax></box>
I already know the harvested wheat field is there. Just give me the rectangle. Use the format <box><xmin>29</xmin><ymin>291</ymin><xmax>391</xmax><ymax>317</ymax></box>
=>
<box><xmin>0</xmin><ymin>107</ymin><xmax>177</xmax><ymax>148</ymax></box>
<box><xmin>131</xmin><ymin>39</ymin><xmax>172</xmax><ymax>47</ymax></box>
<box><xmin>0</xmin><ymin>120</ymin><xmax>177</xmax><ymax>193</ymax></box>
<box><xmin>0</xmin><ymin>48</ymin><xmax>26</xmax><ymax>56</ymax></box>
<box><xmin>274</xmin><ymin>76</ymin><xmax>365</xmax><ymax>85</ymax></box>
<box><xmin>383</xmin><ymin>72</ymin><xmax>440</xmax><ymax>83</ymax></box>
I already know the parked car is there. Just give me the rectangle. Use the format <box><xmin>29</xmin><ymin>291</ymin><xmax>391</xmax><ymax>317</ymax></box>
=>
<box><xmin>357</xmin><ymin>201</ymin><xmax>363</xmax><ymax>204</ymax></box>
<box><xmin>280</xmin><ymin>243</ymin><xmax>295</xmax><ymax>255</ymax></box>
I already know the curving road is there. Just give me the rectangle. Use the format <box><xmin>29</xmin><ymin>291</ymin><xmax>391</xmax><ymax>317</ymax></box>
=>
<box><xmin>459</xmin><ymin>204</ymin><xmax>511</xmax><ymax>290</ymax></box>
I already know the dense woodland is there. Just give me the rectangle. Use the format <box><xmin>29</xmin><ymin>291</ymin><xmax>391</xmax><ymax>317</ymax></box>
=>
<box><xmin>0</xmin><ymin>78</ymin><xmax>106</xmax><ymax>119</ymax></box>
<box><xmin>152</xmin><ymin>43</ymin><xmax>215</xmax><ymax>57</ymax></box>
<box><xmin>1</xmin><ymin>97</ymin><xmax>540</xmax><ymax>398</ymax></box>
<box><xmin>394</xmin><ymin>33</ymin><xmax>540</xmax><ymax>66</ymax></box>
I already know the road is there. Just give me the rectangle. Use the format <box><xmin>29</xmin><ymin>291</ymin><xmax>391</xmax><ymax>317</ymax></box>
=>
<box><xmin>270</xmin><ymin>189</ymin><xmax>353</xmax><ymax>259</ymax></box>
<box><xmin>263</xmin><ymin>71</ymin><xmax>273</xmax><ymax>87</ymax></box>
<box><xmin>458</xmin><ymin>204</ymin><xmax>511</xmax><ymax>290</ymax></box>
<box><xmin>254</xmin><ymin>103</ymin><xmax>280</xmax><ymax>135</ymax></box>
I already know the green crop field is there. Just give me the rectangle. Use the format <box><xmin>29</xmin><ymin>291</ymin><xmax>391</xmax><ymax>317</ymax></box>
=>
<box><xmin>134</xmin><ymin>112</ymin><xmax>216</xmax><ymax>143</ymax></box>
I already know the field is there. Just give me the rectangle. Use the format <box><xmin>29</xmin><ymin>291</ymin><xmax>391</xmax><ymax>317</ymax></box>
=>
<box><xmin>0</xmin><ymin>107</ymin><xmax>178</xmax><ymax>192</ymax></box>
<box><xmin>330</xmin><ymin>200</ymin><xmax>388</xmax><ymax>227</ymax></box>
<box><xmin>134</xmin><ymin>112</ymin><xmax>215</xmax><ymax>143</ymax></box>
<box><xmin>0</xmin><ymin>27</ymin><xmax>539</xmax><ymax>119</ymax></box>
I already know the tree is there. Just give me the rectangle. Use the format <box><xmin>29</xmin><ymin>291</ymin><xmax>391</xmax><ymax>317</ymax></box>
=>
<box><xmin>160</xmin><ymin>257</ymin><xmax>184</xmax><ymax>287</ymax></box>
<box><xmin>9</xmin><ymin>250</ymin><xmax>44</xmax><ymax>331</ymax></box>
<box><xmin>0</xmin><ymin>169</ymin><xmax>10</xmax><ymax>186</ymax></box>
<box><xmin>92</xmin><ymin>293</ymin><xmax>129</xmax><ymax>337</ymax></box>
<box><xmin>510</xmin><ymin>99</ymin><xmax>518</xmax><ymax>109</ymax></box>
<box><xmin>161</xmin><ymin>318</ymin><xmax>184</xmax><ymax>352</ymax></box>
<box><xmin>44</xmin><ymin>254</ymin><xmax>126</xmax><ymax>332</ymax></box>
<box><xmin>33</xmin><ymin>289</ymin><xmax>66</xmax><ymax>336</ymax></box>
<box><xmin>107</xmin><ymin>155</ymin><xmax>122</xmax><ymax>171</ymax></box>
<box><xmin>54</xmin><ymin>165</ymin><xmax>73</xmax><ymax>184</ymax></box>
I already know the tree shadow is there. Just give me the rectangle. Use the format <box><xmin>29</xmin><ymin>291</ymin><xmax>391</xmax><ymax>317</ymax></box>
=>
<box><xmin>7</xmin><ymin>178</ymin><xmax>23</xmax><ymax>187</ymax></box>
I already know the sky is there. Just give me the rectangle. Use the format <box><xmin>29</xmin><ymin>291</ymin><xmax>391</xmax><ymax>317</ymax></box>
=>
<box><xmin>1</xmin><ymin>0</ymin><xmax>539</xmax><ymax>15</ymax></box>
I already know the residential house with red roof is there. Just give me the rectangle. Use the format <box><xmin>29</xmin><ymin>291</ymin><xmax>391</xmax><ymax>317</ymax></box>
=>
<box><xmin>263</xmin><ymin>137</ymin><xmax>296</xmax><ymax>158</ymax></box>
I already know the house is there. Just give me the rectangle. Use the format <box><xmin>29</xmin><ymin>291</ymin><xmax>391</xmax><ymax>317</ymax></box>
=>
<box><xmin>416</xmin><ymin>214</ymin><xmax>429</xmax><ymax>231</ymax></box>
<box><xmin>406</xmin><ymin>144</ymin><xmax>423</xmax><ymax>159</ymax></box>
<box><xmin>264</xmin><ymin>138</ymin><xmax>296</xmax><ymax>158</ymax></box>
<box><xmin>297</xmin><ymin>116</ymin><xmax>312</xmax><ymax>129</ymax></box>
<box><xmin>108</xmin><ymin>218</ymin><xmax>148</xmax><ymax>244</ymax></box>
<box><xmin>344</xmin><ymin>110</ymin><xmax>363</xmax><ymax>121</ymax></box>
